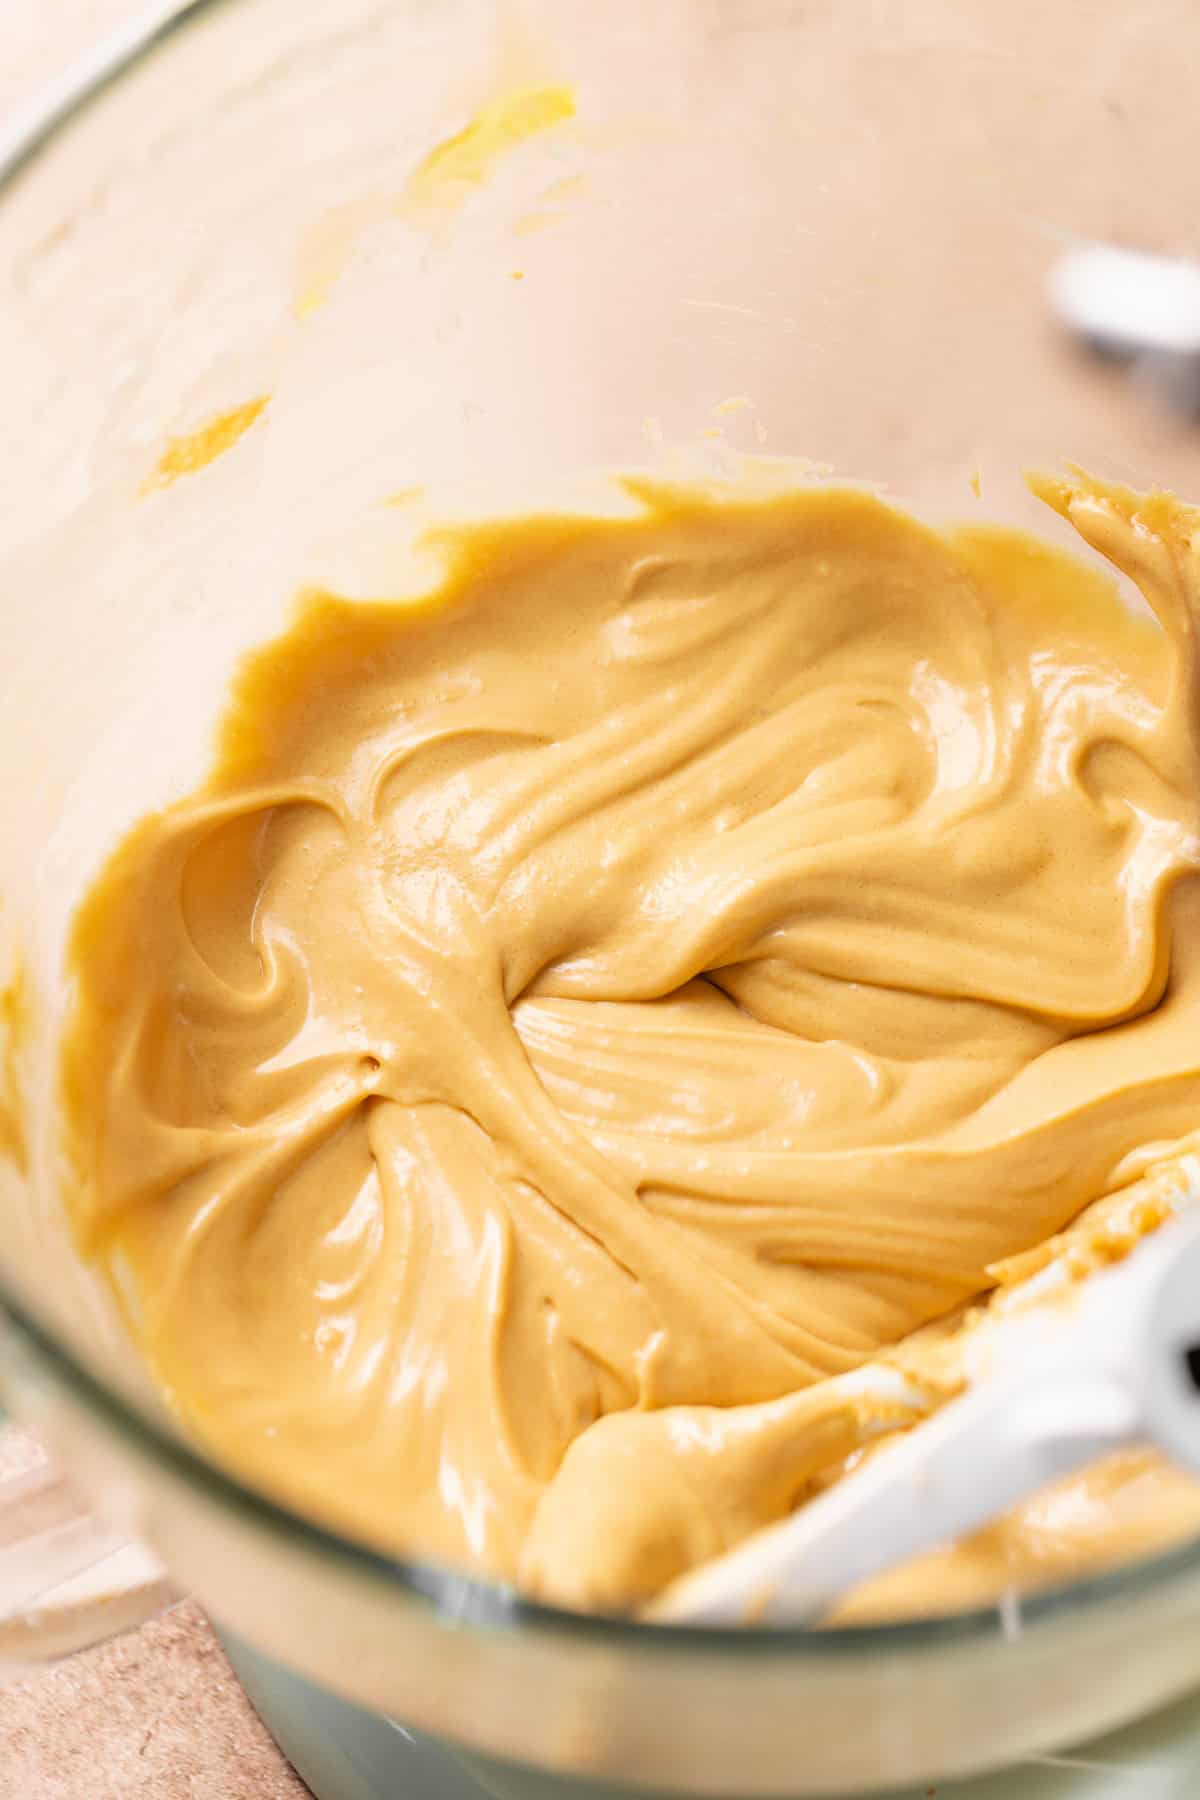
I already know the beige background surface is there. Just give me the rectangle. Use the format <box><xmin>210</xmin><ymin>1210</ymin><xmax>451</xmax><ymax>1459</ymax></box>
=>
<box><xmin>1</xmin><ymin>21</ymin><xmax>303</xmax><ymax>1800</ymax></box>
<box><xmin>0</xmin><ymin>1604</ymin><xmax>308</xmax><ymax>1799</ymax></box>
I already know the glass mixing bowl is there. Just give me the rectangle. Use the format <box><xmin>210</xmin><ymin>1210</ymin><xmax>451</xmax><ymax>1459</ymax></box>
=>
<box><xmin>4</xmin><ymin>3</ymin><xmax>1200</xmax><ymax>1793</ymax></box>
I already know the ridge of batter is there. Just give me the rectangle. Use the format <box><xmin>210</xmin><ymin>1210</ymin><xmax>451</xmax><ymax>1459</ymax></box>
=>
<box><xmin>61</xmin><ymin>467</ymin><xmax>1200</xmax><ymax>1614</ymax></box>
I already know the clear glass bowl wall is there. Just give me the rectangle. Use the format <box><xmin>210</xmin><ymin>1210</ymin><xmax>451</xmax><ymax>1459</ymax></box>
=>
<box><xmin>3</xmin><ymin>2</ymin><xmax>1200</xmax><ymax>1793</ymax></box>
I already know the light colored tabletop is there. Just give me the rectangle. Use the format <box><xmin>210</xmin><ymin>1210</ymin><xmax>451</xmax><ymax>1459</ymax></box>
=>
<box><xmin>0</xmin><ymin>1602</ymin><xmax>309</xmax><ymax>1799</ymax></box>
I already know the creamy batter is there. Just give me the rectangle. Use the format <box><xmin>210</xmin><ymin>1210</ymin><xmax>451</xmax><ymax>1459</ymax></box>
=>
<box><xmin>61</xmin><ymin>467</ymin><xmax>1200</xmax><ymax>1617</ymax></box>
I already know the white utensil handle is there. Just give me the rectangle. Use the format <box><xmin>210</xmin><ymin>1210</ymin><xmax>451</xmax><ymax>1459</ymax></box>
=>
<box><xmin>651</xmin><ymin>1373</ymin><xmax>1136</xmax><ymax>1627</ymax></box>
<box><xmin>654</xmin><ymin>1215</ymin><xmax>1200</xmax><ymax>1627</ymax></box>
<box><xmin>1133</xmin><ymin>1219</ymin><xmax>1200</xmax><ymax>1475</ymax></box>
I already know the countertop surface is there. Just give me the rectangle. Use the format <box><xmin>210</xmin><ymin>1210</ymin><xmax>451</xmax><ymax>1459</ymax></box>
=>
<box><xmin>0</xmin><ymin>1602</ymin><xmax>309</xmax><ymax>1799</ymax></box>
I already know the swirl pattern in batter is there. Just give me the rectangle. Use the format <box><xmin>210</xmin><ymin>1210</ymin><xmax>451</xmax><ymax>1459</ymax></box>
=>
<box><xmin>62</xmin><ymin>467</ymin><xmax>1200</xmax><ymax>1613</ymax></box>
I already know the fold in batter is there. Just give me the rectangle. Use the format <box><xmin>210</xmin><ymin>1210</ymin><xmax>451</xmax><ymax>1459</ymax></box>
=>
<box><xmin>62</xmin><ymin>467</ymin><xmax>1200</xmax><ymax>1617</ymax></box>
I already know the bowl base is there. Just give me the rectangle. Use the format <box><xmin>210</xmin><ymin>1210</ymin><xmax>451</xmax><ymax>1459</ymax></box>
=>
<box><xmin>219</xmin><ymin>1625</ymin><xmax>1200</xmax><ymax>1800</ymax></box>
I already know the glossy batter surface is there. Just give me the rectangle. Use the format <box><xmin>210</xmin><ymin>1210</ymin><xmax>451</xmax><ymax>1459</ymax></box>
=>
<box><xmin>62</xmin><ymin>469</ymin><xmax>1200</xmax><ymax>1613</ymax></box>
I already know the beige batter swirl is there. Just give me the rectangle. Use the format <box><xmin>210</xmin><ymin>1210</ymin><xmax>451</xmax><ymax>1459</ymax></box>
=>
<box><xmin>62</xmin><ymin>467</ymin><xmax>1200</xmax><ymax>1616</ymax></box>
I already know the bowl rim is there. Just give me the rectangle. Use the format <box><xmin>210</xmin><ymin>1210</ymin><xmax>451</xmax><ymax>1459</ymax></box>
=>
<box><xmin>5</xmin><ymin>0</ymin><xmax>1200</xmax><ymax>1668</ymax></box>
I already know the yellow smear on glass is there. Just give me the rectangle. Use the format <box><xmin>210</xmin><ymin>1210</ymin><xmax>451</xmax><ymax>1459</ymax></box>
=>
<box><xmin>514</xmin><ymin>171</ymin><xmax>590</xmax><ymax>237</ymax></box>
<box><xmin>401</xmin><ymin>85</ymin><xmax>576</xmax><ymax>218</ymax></box>
<box><xmin>0</xmin><ymin>960</ymin><xmax>29</xmax><ymax>1172</ymax></box>
<box><xmin>294</xmin><ymin>194</ymin><xmax>388</xmax><ymax>319</ymax></box>
<box><xmin>142</xmin><ymin>396</ymin><xmax>270</xmax><ymax>493</ymax></box>
<box><xmin>293</xmin><ymin>86</ymin><xmax>576</xmax><ymax>316</ymax></box>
